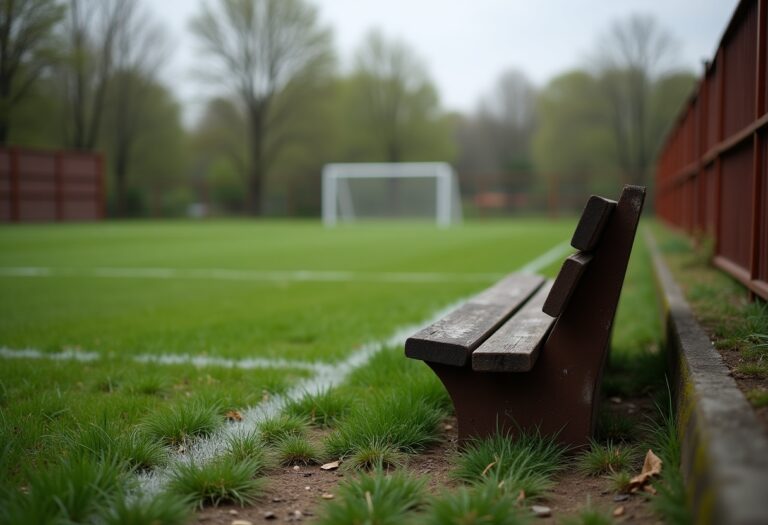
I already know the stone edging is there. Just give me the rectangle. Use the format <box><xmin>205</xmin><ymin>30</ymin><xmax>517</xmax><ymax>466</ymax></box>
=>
<box><xmin>646</xmin><ymin>230</ymin><xmax>768</xmax><ymax>525</ymax></box>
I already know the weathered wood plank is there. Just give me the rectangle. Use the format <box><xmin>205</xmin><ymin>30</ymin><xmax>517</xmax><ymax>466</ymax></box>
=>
<box><xmin>542</xmin><ymin>252</ymin><xmax>592</xmax><ymax>317</ymax></box>
<box><xmin>404</xmin><ymin>273</ymin><xmax>545</xmax><ymax>367</ymax></box>
<box><xmin>571</xmin><ymin>196</ymin><xmax>616</xmax><ymax>251</ymax></box>
<box><xmin>471</xmin><ymin>281</ymin><xmax>555</xmax><ymax>372</ymax></box>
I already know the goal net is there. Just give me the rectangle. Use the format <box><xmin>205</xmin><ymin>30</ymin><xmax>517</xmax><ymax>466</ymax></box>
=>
<box><xmin>322</xmin><ymin>163</ymin><xmax>463</xmax><ymax>227</ymax></box>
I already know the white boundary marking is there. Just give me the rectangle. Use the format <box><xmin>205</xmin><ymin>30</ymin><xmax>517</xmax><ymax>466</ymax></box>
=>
<box><xmin>0</xmin><ymin>266</ymin><xmax>503</xmax><ymax>284</ymax></box>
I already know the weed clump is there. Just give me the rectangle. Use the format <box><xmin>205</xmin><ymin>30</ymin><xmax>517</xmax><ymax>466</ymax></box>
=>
<box><xmin>168</xmin><ymin>456</ymin><xmax>264</xmax><ymax>508</ymax></box>
<box><xmin>141</xmin><ymin>402</ymin><xmax>222</xmax><ymax>446</ymax></box>
<box><xmin>259</xmin><ymin>414</ymin><xmax>309</xmax><ymax>445</ymax></box>
<box><xmin>284</xmin><ymin>388</ymin><xmax>353</xmax><ymax>427</ymax></box>
<box><xmin>576</xmin><ymin>440</ymin><xmax>638</xmax><ymax>476</ymax></box>
<box><xmin>275</xmin><ymin>435</ymin><xmax>322</xmax><ymax>466</ymax></box>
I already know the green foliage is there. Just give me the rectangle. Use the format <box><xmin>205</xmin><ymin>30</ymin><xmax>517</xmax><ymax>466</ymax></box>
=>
<box><xmin>65</xmin><ymin>418</ymin><xmax>167</xmax><ymax>471</ymax></box>
<box><xmin>453</xmin><ymin>432</ymin><xmax>566</xmax><ymax>483</ymax></box>
<box><xmin>560</xmin><ymin>502</ymin><xmax>613</xmax><ymax>525</ymax></box>
<box><xmin>141</xmin><ymin>402</ymin><xmax>222</xmax><ymax>446</ymax></box>
<box><xmin>259</xmin><ymin>414</ymin><xmax>309</xmax><ymax>445</ymax></box>
<box><xmin>324</xmin><ymin>391</ymin><xmax>443</xmax><ymax>458</ymax></box>
<box><xmin>168</xmin><ymin>456</ymin><xmax>265</xmax><ymax>508</ymax></box>
<box><xmin>224</xmin><ymin>431</ymin><xmax>271</xmax><ymax>470</ymax></box>
<box><xmin>746</xmin><ymin>388</ymin><xmax>768</xmax><ymax>408</ymax></box>
<box><xmin>423</xmin><ymin>480</ymin><xmax>529</xmax><ymax>525</ymax></box>
<box><xmin>576</xmin><ymin>440</ymin><xmax>639</xmax><ymax>476</ymax></box>
<box><xmin>606</xmin><ymin>470</ymin><xmax>633</xmax><ymax>494</ymax></box>
<box><xmin>275</xmin><ymin>435</ymin><xmax>322</xmax><ymax>466</ymax></box>
<box><xmin>343</xmin><ymin>438</ymin><xmax>407</xmax><ymax>471</ymax></box>
<box><xmin>284</xmin><ymin>388</ymin><xmax>353</xmax><ymax>427</ymax></box>
<box><xmin>316</xmin><ymin>469</ymin><xmax>427</xmax><ymax>525</ymax></box>
<box><xmin>103</xmin><ymin>492</ymin><xmax>191</xmax><ymax>525</ymax></box>
<box><xmin>0</xmin><ymin>457</ymin><xmax>124</xmax><ymax>525</ymax></box>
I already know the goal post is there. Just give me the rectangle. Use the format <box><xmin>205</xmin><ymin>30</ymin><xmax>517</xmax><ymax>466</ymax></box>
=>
<box><xmin>322</xmin><ymin>162</ymin><xmax>463</xmax><ymax>227</ymax></box>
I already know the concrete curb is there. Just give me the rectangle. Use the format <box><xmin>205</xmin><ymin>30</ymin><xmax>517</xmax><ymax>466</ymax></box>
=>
<box><xmin>646</xmin><ymin>230</ymin><xmax>768</xmax><ymax>525</ymax></box>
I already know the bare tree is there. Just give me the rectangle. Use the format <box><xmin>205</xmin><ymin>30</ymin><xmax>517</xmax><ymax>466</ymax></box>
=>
<box><xmin>351</xmin><ymin>30</ymin><xmax>439</xmax><ymax>163</ymax></box>
<box><xmin>59</xmin><ymin>0</ymin><xmax>135</xmax><ymax>150</ymax></box>
<box><xmin>104</xmin><ymin>1</ymin><xmax>168</xmax><ymax>216</ymax></box>
<box><xmin>0</xmin><ymin>0</ymin><xmax>63</xmax><ymax>144</ymax></box>
<box><xmin>593</xmin><ymin>14</ymin><xmax>677</xmax><ymax>187</ymax></box>
<box><xmin>190</xmin><ymin>0</ymin><xmax>334</xmax><ymax>216</ymax></box>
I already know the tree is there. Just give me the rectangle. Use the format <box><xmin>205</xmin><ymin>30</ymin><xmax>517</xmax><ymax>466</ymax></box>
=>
<box><xmin>346</xmin><ymin>30</ymin><xmax>453</xmax><ymax>163</ymax></box>
<box><xmin>190</xmin><ymin>0</ymin><xmax>335</xmax><ymax>216</ymax></box>
<box><xmin>0</xmin><ymin>0</ymin><xmax>63</xmax><ymax>144</ymax></box>
<box><xmin>59</xmin><ymin>0</ymin><xmax>139</xmax><ymax>150</ymax></box>
<box><xmin>593</xmin><ymin>14</ymin><xmax>678</xmax><ymax>187</ymax></box>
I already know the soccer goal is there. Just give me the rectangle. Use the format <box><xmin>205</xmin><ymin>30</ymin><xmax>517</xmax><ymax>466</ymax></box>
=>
<box><xmin>322</xmin><ymin>162</ymin><xmax>463</xmax><ymax>227</ymax></box>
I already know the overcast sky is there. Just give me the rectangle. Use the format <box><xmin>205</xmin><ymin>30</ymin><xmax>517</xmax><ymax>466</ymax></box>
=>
<box><xmin>147</xmin><ymin>0</ymin><xmax>739</xmax><ymax>125</ymax></box>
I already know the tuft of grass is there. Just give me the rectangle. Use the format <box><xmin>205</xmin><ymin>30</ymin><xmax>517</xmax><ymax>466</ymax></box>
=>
<box><xmin>343</xmin><ymin>438</ymin><xmax>407</xmax><ymax>471</ymax></box>
<box><xmin>126</xmin><ymin>375</ymin><xmax>168</xmax><ymax>397</ymax></box>
<box><xmin>142</xmin><ymin>402</ymin><xmax>222</xmax><ymax>446</ymax></box>
<box><xmin>423</xmin><ymin>479</ymin><xmax>529</xmax><ymax>525</ymax></box>
<box><xmin>642</xmin><ymin>393</ymin><xmax>690</xmax><ymax>525</ymax></box>
<box><xmin>284</xmin><ymin>388</ymin><xmax>353</xmax><ymax>427</ymax></box>
<box><xmin>66</xmin><ymin>419</ymin><xmax>167</xmax><ymax>471</ymax></box>
<box><xmin>275</xmin><ymin>435</ymin><xmax>322</xmax><ymax>466</ymax></box>
<box><xmin>168</xmin><ymin>456</ymin><xmax>265</xmax><ymax>509</ymax></box>
<box><xmin>452</xmin><ymin>431</ymin><xmax>566</xmax><ymax>495</ymax></box>
<box><xmin>224</xmin><ymin>431</ymin><xmax>270</xmax><ymax>472</ymax></box>
<box><xmin>259</xmin><ymin>414</ymin><xmax>309</xmax><ymax>445</ymax></box>
<box><xmin>103</xmin><ymin>492</ymin><xmax>191</xmax><ymax>525</ymax></box>
<box><xmin>746</xmin><ymin>388</ymin><xmax>768</xmax><ymax>408</ymax></box>
<box><xmin>324</xmin><ymin>391</ymin><xmax>443</xmax><ymax>458</ymax></box>
<box><xmin>316</xmin><ymin>469</ymin><xmax>427</xmax><ymax>525</ymax></box>
<box><xmin>0</xmin><ymin>457</ymin><xmax>124</xmax><ymax>524</ymax></box>
<box><xmin>606</xmin><ymin>470</ymin><xmax>633</xmax><ymax>494</ymax></box>
<box><xmin>576</xmin><ymin>440</ymin><xmax>639</xmax><ymax>476</ymax></box>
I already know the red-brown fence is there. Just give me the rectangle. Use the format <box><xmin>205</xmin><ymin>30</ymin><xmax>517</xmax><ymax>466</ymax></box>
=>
<box><xmin>656</xmin><ymin>0</ymin><xmax>767</xmax><ymax>300</ymax></box>
<box><xmin>0</xmin><ymin>147</ymin><xmax>105</xmax><ymax>222</ymax></box>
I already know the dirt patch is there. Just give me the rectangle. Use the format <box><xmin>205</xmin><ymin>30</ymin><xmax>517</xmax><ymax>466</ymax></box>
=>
<box><xmin>193</xmin><ymin>408</ymin><xmax>667</xmax><ymax>524</ymax></box>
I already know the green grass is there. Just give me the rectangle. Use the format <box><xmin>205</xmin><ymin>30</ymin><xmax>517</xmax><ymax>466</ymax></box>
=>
<box><xmin>423</xmin><ymin>479</ymin><xmax>529</xmax><ymax>525</ymax></box>
<box><xmin>275</xmin><ymin>435</ymin><xmax>322</xmax><ymax>466</ymax></box>
<box><xmin>576</xmin><ymin>440</ymin><xmax>639</xmax><ymax>476</ymax></box>
<box><xmin>224</xmin><ymin>431</ymin><xmax>271</xmax><ymax>469</ymax></box>
<box><xmin>343</xmin><ymin>438</ymin><xmax>408</xmax><ymax>471</ymax></box>
<box><xmin>167</xmin><ymin>456</ymin><xmax>265</xmax><ymax>508</ymax></box>
<box><xmin>141</xmin><ymin>401</ymin><xmax>222</xmax><ymax>446</ymax></box>
<box><xmin>258</xmin><ymin>413</ymin><xmax>309</xmax><ymax>445</ymax></box>
<box><xmin>103</xmin><ymin>492</ymin><xmax>191</xmax><ymax>525</ymax></box>
<box><xmin>316</xmin><ymin>469</ymin><xmax>427</xmax><ymax>525</ymax></box>
<box><xmin>284</xmin><ymin>387</ymin><xmax>353</xmax><ymax>427</ymax></box>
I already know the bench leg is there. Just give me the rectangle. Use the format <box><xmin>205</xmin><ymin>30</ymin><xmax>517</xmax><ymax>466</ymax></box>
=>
<box><xmin>427</xmin><ymin>348</ymin><xmax>604</xmax><ymax>447</ymax></box>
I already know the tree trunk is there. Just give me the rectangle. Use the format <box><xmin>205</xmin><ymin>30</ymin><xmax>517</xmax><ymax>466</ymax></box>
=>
<box><xmin>247</xmin><ymin>104</ymin><xmax>266</xmax><ymax>216</ymax></box>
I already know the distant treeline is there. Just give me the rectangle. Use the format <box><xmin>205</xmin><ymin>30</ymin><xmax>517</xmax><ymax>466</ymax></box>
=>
<box><xmin>1</xmin><ymin>0</ymin><xmax>696</xmax><ymax>217</ymax></box>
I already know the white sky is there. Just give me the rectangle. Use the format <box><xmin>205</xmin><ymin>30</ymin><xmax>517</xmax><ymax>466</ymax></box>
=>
<box><xmin>147</xmin><ymin>0</ymin><xmax>739</xmax><ymax>126</ymax></box>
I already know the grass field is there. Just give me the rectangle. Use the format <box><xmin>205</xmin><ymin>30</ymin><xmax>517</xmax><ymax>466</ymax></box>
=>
<box><xmin>0</xmin><ymin>218</ymin><xmax>673</xmax><ymax>524</ymax></box>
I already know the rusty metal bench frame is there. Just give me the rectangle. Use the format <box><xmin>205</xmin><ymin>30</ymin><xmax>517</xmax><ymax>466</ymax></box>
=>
<box><xmin>404</xmin><ymin>185</ymin><xmax>646</xmax><ymax>447</ymax></box>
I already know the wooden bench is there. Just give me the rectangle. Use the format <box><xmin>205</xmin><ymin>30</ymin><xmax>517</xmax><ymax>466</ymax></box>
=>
<box><xmin>404</xmin><ymin>185</ymin><xmax>646</xmax><ymax>447</ymax></box>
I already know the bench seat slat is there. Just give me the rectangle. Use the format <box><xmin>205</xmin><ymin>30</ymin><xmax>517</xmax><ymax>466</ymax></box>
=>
<box><xmin>571</xmin><ymin>196</ymin><xmax>616</xmax><ymax>251</ymax></box>
<box><xmin>471</xmin><ymin>281</ymin><xmax>554</xmax><ymax>372</ymax></box>
<box><xmin>542</xmin><ymin>252</ymin><xmax>592</xmax><ymax>317</ymax></box>
<box><xmin>404</xmin><ymin>273</ymin><xmax>544</xmax><ymax>367</ymax></box>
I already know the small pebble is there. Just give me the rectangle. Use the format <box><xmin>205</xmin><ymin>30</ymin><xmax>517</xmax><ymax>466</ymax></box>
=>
<box><xmin>321</xmin><ymin>493</ymin><xmax>334</xmax><ymax>499</ymax></box>
<box><xmin>228</xmin><ymin>509</ymin><xmax>238</xmax><ymax>515</ymax></box>
<box><xmin>263</xmin><ymin>511</ymin><xmax>277</xmax><ymax>520</ymax></box>
<box><xmin>230</xmin><ymin>520</ymin><xmax>253</xmax><ymax>525</ymax></box>
<box><xmin>613</xmin><ymin>494</ymin><xmax>630</xmax><ymax>502</ymax></box>
<box><xmin>613</xmin><ymin>506</ymin><xmax>625</xmax><ymax>517</ymax></box>
<box><xmin>271</xmin><ymin>497</ymin><xmax>283</xmax><ymax>503</ymax></box>
<box><xmin>610</xmin><ymin>396</ymin><xmax>622</xmax><ymax>404</ymax></box>
<box><xmin>304</xmin><ymin>485</ymin><xmax>311</xmax><ymax>491</ymax></box>
<box><xmin>531</xmin><ymin>505</ymin><xmax>551</xmax><ymax>518</ymax></box>
<box><xmin>293</xmin><ymin>465</ymin><xmax>300</xmax><ymax>471</ymax></box>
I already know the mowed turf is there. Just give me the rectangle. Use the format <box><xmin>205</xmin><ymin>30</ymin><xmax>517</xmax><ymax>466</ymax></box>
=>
<box><xmin>0</xmin><ymin>220</ymin><xmax>572</xmax><ymax>359</ymax></box>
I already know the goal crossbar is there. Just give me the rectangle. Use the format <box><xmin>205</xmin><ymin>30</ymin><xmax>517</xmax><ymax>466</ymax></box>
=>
<box><xmin>322</xmin><ymin>162</ymin><xmax>462</xmax><ymax>227</ymax></box>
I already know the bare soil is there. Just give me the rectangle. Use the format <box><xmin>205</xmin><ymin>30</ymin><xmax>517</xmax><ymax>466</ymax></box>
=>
<box><xmin>193</xmin><ymin>404</ymin><xmax>662</xmax><ymax>525</ymax></box>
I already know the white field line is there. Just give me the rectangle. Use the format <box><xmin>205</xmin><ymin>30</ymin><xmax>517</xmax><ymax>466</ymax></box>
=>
<box><xmin>134</xmin><ymin>241</ymin><xmax>572</xmax><ymax>495</ymax></box>
<box><xmin>0</xmin><ymin>346</ymin><xmax>328</xmax><ymax>373</ymax></box>
<box><xmin>0</xmin><ymin>266</ymin><xmax>503</xmax><ymax>284</ymax></box>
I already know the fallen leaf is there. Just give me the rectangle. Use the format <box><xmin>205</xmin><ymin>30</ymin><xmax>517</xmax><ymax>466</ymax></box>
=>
<box><xmin>225</xmin><ymin>410</ymin><xmax>243</xmax><ymax>422</ymax></box>
<box><xmin>613</xmin><ymin>506</ymin><xmax>625</xmax><ymax>517</ymax></box>
<box><xmin>320</xmin><ymin>460</ymin><xmax>340</xmax><ymax>471</ymax></box>
<box><xmin>628</xmin><ymin>449</ymin><xmax>662</xmax><ymax>493</ymax></box>
<box><xmin>516</xmin><ymin>490</ymin><xmax>526</xmax><ymax>503</ymax></box>
<box><xmin>643</xmin><ymin>484</ymin><xmax>658</xmax><ymax>495</ymax></box>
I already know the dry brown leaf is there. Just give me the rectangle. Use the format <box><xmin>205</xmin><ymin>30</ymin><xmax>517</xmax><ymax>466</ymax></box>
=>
<box><xmin>516</xmin><ymin>489</ymin><xmax>526</xmax><ymax>503</ymax></box>
<box><xmin>613</xmin><ymin>506</ymin><xmax>625</xmax><ymax>517</ymax></box>
<box><xmin>643</xmin><ymin>484</ymin><xmax>658</xmax><ymax>495</ymax></box>
<box><xmin>320</xmin><ymin>460</ymin><xmax>340</xmax><ymax>471</ymax></box>
<box><xmin>225</xmin><ymin>410</ymin><xmax>243</xmax><ymax>422</ymax></box>
<box><xmin>628</xmin><ymin>449</ymin><xmax>662</xmax><ymax>493</ymax></box>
